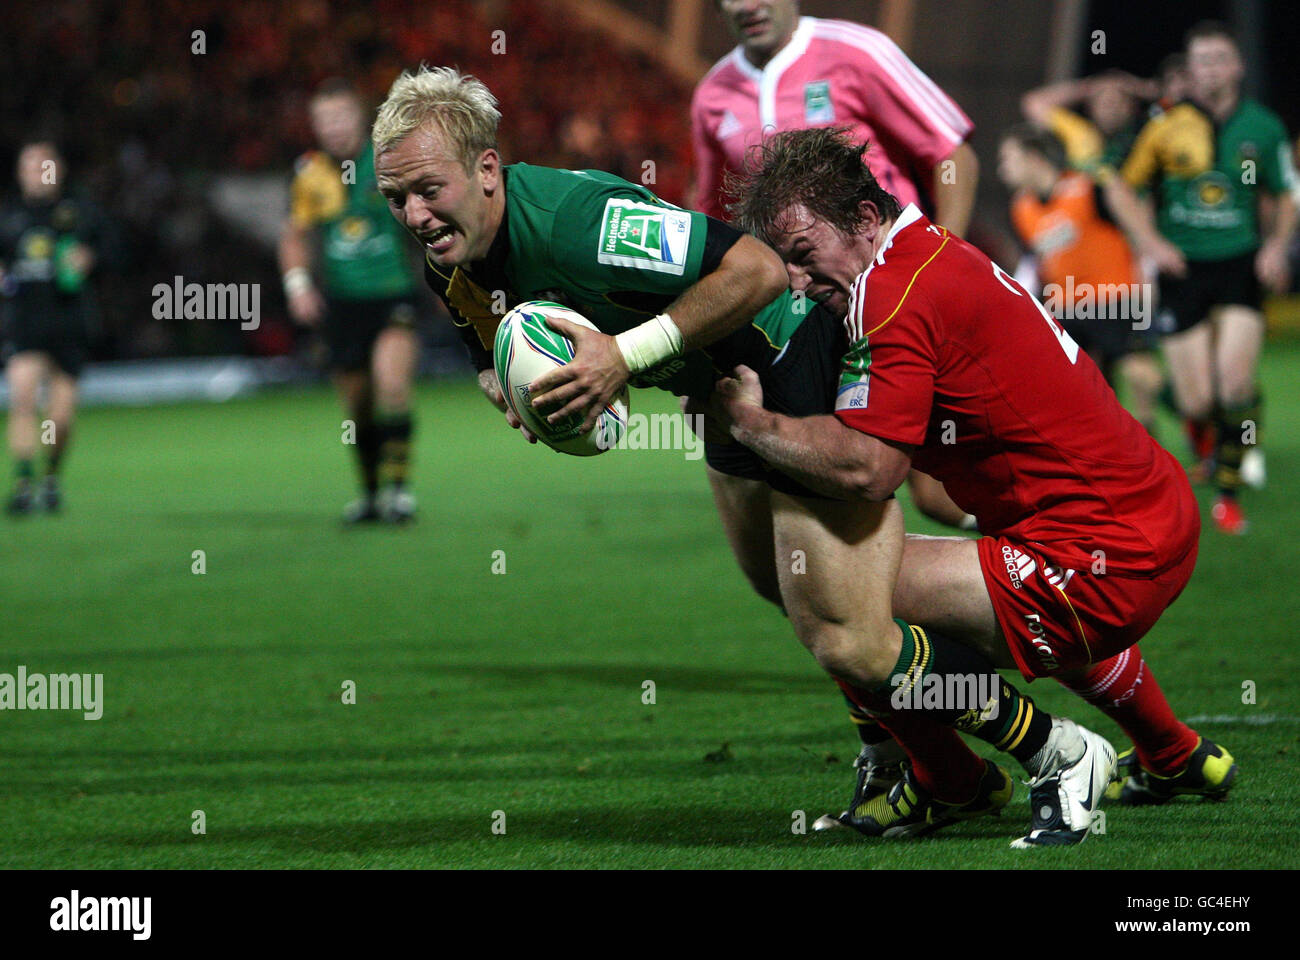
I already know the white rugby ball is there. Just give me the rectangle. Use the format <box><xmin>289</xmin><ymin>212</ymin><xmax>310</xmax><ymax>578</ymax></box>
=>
<box><xmin>492</xmin><ymin>301</ymin><xmax>630</xmax><ymax>456</ymax></box>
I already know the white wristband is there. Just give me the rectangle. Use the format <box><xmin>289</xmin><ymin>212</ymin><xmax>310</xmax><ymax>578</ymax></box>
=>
<box><xmin>614</xmin><ymin>313</ymin><xmax>684</xmax><ymax>375</ymax></box>
<box><xmin>283</xmin><ymin>267</ymin><xmax>313</xmax><ymax>298</ymax></box>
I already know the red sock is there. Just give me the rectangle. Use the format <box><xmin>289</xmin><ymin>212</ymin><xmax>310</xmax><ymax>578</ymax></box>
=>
<box><xmin>836</xmin><ymin>680</ymin><xmax>984</xmax><ymax>803</ymax></box>
<box><xmin>1055</xmin><ymin>645</ymin><xmax>1198</xmax><ymax>774</ymax></box>
<box><xmin>1184</xmin><ymin>417</ymin><xmax>1215</xmax><ymax>461</ymax></box>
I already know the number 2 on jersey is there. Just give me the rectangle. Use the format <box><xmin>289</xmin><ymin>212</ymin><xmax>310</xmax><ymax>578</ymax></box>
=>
<box><xmin>991</xmin><ymin>262</ymin><xmax>1080</xmax><ymax>363</ymax></box>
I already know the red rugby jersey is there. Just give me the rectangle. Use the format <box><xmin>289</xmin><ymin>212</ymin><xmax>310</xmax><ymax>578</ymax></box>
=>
<box><xmin>834</xmin><ymin>206</ymin><xmax>1197</xmax><ymax>576</ymax></box>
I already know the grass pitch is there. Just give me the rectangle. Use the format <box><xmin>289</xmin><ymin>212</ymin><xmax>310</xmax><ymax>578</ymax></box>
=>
<box><xmin>3</xmin><ymin>343</ymin><xmax>1299</xmax><ymax>869</ymax></box>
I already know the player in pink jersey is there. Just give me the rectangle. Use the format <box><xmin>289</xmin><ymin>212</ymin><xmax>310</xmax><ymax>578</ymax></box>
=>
<box><xmin>692</xmin><ymin>1</ymin><xmax>978</xmax><ymax>232</ymax></box>
<box><xmin>693</xmin><ymin>1</ymin><xmax>976</xmax><ymax>531</ymax></box>
<box><xmin>709</xmin><ymin>128</ymin><xmax>1236</xmax><ymax>846</ymax></box>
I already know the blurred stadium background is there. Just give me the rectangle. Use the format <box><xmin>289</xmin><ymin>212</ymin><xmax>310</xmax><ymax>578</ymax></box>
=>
<box><xmin>2</xmin><ymin>0</ymin><xmax>1298</xmax><ymax>400</ymax></box>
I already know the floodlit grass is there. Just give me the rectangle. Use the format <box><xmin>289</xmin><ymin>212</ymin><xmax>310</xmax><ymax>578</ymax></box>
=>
<box><xmin>3</xmin><ymin>343</ymin><xmax>1297</xmax><ymax>868</ymax></box>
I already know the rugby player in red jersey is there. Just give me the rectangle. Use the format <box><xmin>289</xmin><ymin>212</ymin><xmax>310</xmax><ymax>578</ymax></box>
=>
<box><xmin>711</xmin><ymin>128</ymin><xmax>1236</xmax><ymax>846</ymax></box>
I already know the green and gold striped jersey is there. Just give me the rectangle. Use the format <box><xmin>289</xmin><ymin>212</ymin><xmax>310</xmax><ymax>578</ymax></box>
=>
<box><xmin>290</xmin><ymin>142</ymin><xmax>415</xmax><ymax>299</ymax></box>
<box><xmin>1120</xmin><ymin>98</ymin><xmax>1295</xmax><ymax>261</ymax></box>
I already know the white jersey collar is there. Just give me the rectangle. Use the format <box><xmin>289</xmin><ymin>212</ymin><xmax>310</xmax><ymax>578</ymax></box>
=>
<box><xmin>873</xmin><ymin>203</ymin><xmax>926</xmax><ymax>265</ymax></box>
<box><xmin>730</xmin><ymin>16</ymin><xmax>816</xmax><ymax>86</ymax></box>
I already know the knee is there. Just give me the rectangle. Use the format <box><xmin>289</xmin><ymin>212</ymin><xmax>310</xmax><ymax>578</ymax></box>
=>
<box><xmin>1124</xmin><ymin>358</ymin><xmax>1162</xmax><ymax>396</ymax></box>
<box><xmin>375</xmin><ymin>383</ymin><xmax>411</xmax><ymax>412</ymax></box>
<box><xmin>798</xmin><ymin>618</ymin><xmax>898</xmax><ymax>690</ymax></box>
<box><xmin>1180</xmin><ymin>394</ymin><xmax>1213</xmax><ymax>421</ymax></box>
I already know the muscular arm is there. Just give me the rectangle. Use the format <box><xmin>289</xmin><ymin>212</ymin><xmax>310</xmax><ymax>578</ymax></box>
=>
<box><xmin>931</xmin><ymin>141</ymin><xmax>979</xmax><ymax>238</ymax></box>
<box><xmin>663</xmin><ymin>233</ymin><xmax>788</xmax><ymax>350</ymax></box>
<box><xmin>531</xmin><ymin>233</ymin><xmax>787</xmax><ymax>427</ymax></box>
<box><xmin>718</xmin><ymin>369</ymin><xmax>913</xmax><ymax>501</ymax></box>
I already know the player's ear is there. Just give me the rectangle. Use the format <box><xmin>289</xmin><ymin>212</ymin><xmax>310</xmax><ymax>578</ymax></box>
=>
<box><xmin>478</xmin><ymin>149</ymin><xmax>501</xmax><ymax>192</ymax></box>
<box><xmin>857</xmin><ymin>200</ymin><xmax>882</xmax><ymax>235</ymax></box>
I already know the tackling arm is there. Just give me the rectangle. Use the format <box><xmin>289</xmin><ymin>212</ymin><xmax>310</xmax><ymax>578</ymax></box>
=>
<box><xmin>715</xmin><ymin>366</ymin><xmax>913</xmax><ymax>502</ymax></box>
<box><xmin>530</xmin><ymin>232</ymin><xmax>787</xmax><ymax>429</ymax></box>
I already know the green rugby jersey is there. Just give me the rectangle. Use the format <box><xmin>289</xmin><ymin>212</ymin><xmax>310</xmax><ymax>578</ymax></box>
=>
<box><xmin>427</xmin><ymin>162</ymin><xmax>807</xmax><ymax>397</ymax></box>
<box><xmin>1120</xmin><ymin>99</ymin><xmax>1296</xmax><ymax>261</ymax></box>
<box><xmin>290</xmin><ymin>141</ymin><xmax>415</xmax><ymax>299</ymax></box>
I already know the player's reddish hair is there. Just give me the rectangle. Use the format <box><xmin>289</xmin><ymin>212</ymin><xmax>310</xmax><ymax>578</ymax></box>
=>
<box><xmin>724</xmin><ymin>126</ymin><xmax>902</xmax><ymax>244</ymax></box>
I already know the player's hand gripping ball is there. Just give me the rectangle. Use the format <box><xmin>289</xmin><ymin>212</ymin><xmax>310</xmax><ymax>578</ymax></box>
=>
<box><xmin>493</xmin><ymin>301</ymin><xmax>630</xmax><ymax>456</ymax></box>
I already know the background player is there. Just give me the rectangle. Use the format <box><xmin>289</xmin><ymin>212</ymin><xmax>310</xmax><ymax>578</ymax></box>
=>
<box><xmin>693</xmin><ymin>0</ymin><xmax>978</xmax><ymax>231</ymax></box>
<box><xmin>280</xmin><ymin>79</ymin><xmax>423</xmax><ymax>524</ymax></box>
<box><xmin>1104</xmin><ymin>21</ymin><xmax>1297</xmax><ymax>535</ymax></box>
<box><xmin>1</xmin><ymin>141</ymin><xmax>101</xmax><ymax>515</ymax></box>
<box><xmin>999</xmin><ymin>124</ymin><xmax>1163</xmax><ymax>433</ymax></box>
<box><xmin>1021</xmin><ymin>68</ymin><xmax>1156</xmax><ymax>174</ymax></box>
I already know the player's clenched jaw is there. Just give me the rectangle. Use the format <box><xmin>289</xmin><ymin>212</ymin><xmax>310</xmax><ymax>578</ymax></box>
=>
<box><xmin>725</xmin><ymin>128</ymin><xmax>903</xmax><ymax>316</ymax></box>
<box><xmin>375</xmin><ymin>123</ymin><xmax>504</xmax><ymax>270</ymax></box>
<box><xmin>771</xmin><ymin>203</ymin><xmax>884</xmax><ymax>317</ymax></box>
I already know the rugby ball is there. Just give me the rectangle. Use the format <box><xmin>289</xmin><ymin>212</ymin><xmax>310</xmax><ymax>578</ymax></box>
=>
<box><xmin>492</xmin><ymin>301</ymin><xmax>630</xmax><ymax>456</ymax></box>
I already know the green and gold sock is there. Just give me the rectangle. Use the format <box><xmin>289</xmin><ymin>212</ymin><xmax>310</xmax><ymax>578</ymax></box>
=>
<box><xmin>1214</xmin><ymin>397</ymin><xmax>1258</xmax><ymax>498</ymax></box>
<box><xmin>876</xmin><ymin>619</ymin><xmax>1052</xmax><ymax>767</ymax></box>
<box><xmin>376</xmin><ymin>411</ymin><xmax>413</xmax><ymax>489</ymax></box>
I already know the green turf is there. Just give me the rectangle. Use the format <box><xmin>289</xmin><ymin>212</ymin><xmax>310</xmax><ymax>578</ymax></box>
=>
<box><xmin>2</xmin><ymin>343</ymin><xmax>1299</xmax><ymax>869</ymax></box>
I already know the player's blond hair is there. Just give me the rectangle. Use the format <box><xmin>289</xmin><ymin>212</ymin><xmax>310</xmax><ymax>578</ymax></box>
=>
<box><xmin>372</xmin><ymin>65</ymin><xmax>500</xmax><ymax>169</ymax></box>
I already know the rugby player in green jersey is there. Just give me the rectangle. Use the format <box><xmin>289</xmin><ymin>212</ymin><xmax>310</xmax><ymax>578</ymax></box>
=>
<box><xmin>279</xmin><ymin>79</ymin><xmax>423</xmax><ymax>524</ymax></box>
<box><xmin>371</xmin><ymin>66</ymin><xmax>894</xmax><ymax>620</ymax></box>
<box><xmin>1105</xmin><ymin>22</ymin><xmax>1297</xmax><ymax>535</ymax></box>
